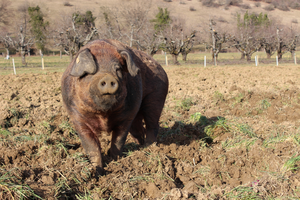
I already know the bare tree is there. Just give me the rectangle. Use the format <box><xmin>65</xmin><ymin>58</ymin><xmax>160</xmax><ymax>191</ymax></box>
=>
<box><xmin>257</xmin><ymin>19</ymin><xmax>278</xmax><ymax>59</ymax></box>
<box><xmin>276</xmin><ymin>25</ymin><xmax>299</xmax><ymax>60</ymax></box>
<box><xmin>98</xmin><ymin>6</ymin><xmax>123</xmax><ymax>41</ymax></box>
<box><xmin>134</xmin><ymin>19</ymin><xmax>163</xmax><ymax>56</ymax></box>
<box><xmin>161</xmin><ymin>17</ymin><xmax>196</xmax><ymax>64</ymax></box>
<box><xmin>0</xmin><ymin>33</ymin><xmax>13</xmax><ymax>57</ymax></box>
<box><xmin>0</xmin><ymin>0</ymin><xmax>13</xmax><ymax>26</ymax></box>
<box><xmin>231</xmin><ymin>22</ymin><xmax>262</xmax><ymax>61</ymax></box>
<box><xmin>99</xmin><ymin>0</ymin><xmax>152</xmax><ymax>48</ymax></box>
<box><xmin>120</xmin><ymin>0</ymin><xmax>152</xmax><ymax>47</ymax></box>
<box><xmin>205</xmin><ymin>19</ymin><xmax>233</xmax><ymax>63</ymax></box>
<box><xmin>53</xmin><ymin>11</ymin><xmax>98</xmax><ymax>61</ymax></box>
<box><xmin>181</xmin><ymin>30</ymin><xmax>196</xmax><ymax>61</ymax></box>
<box><xmin>4</xmin><ymin>3</ymin><xmax>35</xmax><ymax>65</ymax></box>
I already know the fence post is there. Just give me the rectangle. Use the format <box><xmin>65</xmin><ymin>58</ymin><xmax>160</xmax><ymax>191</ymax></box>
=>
<box><xmin>204</xmin><ymin>56</ymin><xmax>206</xmax><ymax>67</ymax></box>
<box><xmin>294</xmin><ymin>53</ymin><xmax>297</xmax><ymax>65</ymax></box>
<box><xmin>255</xmin><ymin>55</ymin><xmax>257</xmax><ymax>66</ymax></box>
<box><xmin>12</xmin><ymin>58</ymin><xmax>16</xmax><ymax>75</ymax></box>
<box><xmin>276</xmin><ymin>56</ymin><xmax>279</xmax><ymax>66</ymax></box>
<box><xmin>256</xmin><ymin>55</ymin><xmax>259</xmax><ymax>66</ymax></box>
<box><xmin>42</xmin><ymin>58</ymin><xmax>45</xmax><ymax>70</ymax></box>
<box><xmin>214</xmin><ymin>53</ymin><xmax>217</xmax><ymax>66</ymax></box>
<box><xmin>165</xmin><ymin>52</ymin><xmax>168</xmax><ymax>66</ymax></box>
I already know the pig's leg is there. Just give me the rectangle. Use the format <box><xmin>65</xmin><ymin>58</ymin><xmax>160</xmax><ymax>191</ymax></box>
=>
<box><xmin>110</xmin><ymin>127</ymin><xmax>129</xmax><ymax>160</ymax></box>
<box><xmin>129</xmin><ymin>112</ymin><xmax>145</xmax><ymax>145</ymax></box>
<box><xmin>73</xmin><ymin>121</ymin><xmax>103</xmax><ymax>175</ymax></box>
<box><xmin>142</xmin><ymin>97</ymin><xmax>166</xmax><ymax>144</ymax></box>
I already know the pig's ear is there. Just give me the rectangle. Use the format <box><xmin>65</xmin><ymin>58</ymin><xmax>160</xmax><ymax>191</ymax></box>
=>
<box><xmin>70</xmin><ymin>49</ymin><xmax>97</xmax><ymax>77</ymax></box>
<box><xmin>119</xmin><ymin>50</ymin><xmax>139</xmax><ymax>76</ymax></box>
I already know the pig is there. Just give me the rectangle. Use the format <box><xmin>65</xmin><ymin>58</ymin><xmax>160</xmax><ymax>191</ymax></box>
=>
<box><xmin>61</xmin><ymin>39</ymin><xmax>169</xmax><ymax>174</ymax></box>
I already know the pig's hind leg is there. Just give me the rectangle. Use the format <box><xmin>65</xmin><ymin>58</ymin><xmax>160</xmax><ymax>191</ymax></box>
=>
<box><xmin>141</xmin><ymin>97</ymin><xmax>166</xmax><ymax>145</ymax></box>
<box><xmin>129</xmin><ymin>111</ymin><xmax>145</xmax><ymax>145</ymax></box>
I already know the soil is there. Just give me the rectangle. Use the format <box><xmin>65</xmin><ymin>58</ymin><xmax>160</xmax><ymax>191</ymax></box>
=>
<box><xmin>1</xmin><ymin>65</ymin><xmax>300</xmax><ymax>199</ymax></box>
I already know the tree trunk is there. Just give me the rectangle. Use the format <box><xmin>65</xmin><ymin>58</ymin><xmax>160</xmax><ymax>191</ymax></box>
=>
<box><xmin>172</xmin><ymin>54</ymin><xmax>180</xmax><ymax>65</ymax></box>
<box><xmin>212</xmin><ymin>52</ymin><xmax>219</xmax><ymax>62</ymax></box>
<box><xmin>277</xmin><ymin>51</ymin><xmax>283</xmax><ymax>60</ymax></box>
<box><xmin>291</xmin><ymin>50</ymin><xmax>295</xmax><ymax>59</ymax></box>
<box><xmin>240</xmin><ymin>53</ymin><xmax>246</xmax><ymax>60</ymax></box>
<box><xmin>20</xmin><ymin>47</ymin><xmax>26</xmax><ymax>66</ymax></box>
<box><xmin>5</xmin><ymin>48</ymin><xmax>9</xmax><ymax>57</ymax></box>
<box><xmin>246</xmin><ymin>54</ymin><xmax>251</xmax><ymax>62</ymax></box>
<box><xmin>182</xmin><ymin>52</ymin><xmax>187</xmax><ymax>61</ymax></box>
<box><xmin>265</xmin><ymin>49</ymin><xmax>272</xmax><ymax>59</ymax></box>
<box><xmin>150</xmin><ymin>51</ymin><xmax>156</xmax><ymax>57</ymax></box>
<box><xmin>69</xmin><ymin>53</ymin><xmax>74</xmax><ymax>62</ymax></box>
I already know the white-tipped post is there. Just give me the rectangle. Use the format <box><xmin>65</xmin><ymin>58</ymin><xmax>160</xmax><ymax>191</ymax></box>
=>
<box><xmin>12</xmin><ymin>58</ymin><xmax>16</xmax><ymax>75</ymax></box>
<box><xmin>276</xmin><ymin>56</ymin><xmax>279</xmax><ymax>66</ymax></box>
<box><xmin>42</xmin><ymin>58</ymin><xmax>45</xmax><ymax>70</ymax></box>
<box><xmin>294</xmin><ymin>53</ymin><xmax>297</xmax><ymax>65</ymax></box>
<box><xmin>204</xmin><ymin>56</ymin><xmax>206</xmax><ymax>67</ymax></box>
<box><xmin>165</xmin><ymin>52</ymin><xmax>168</xmax><ymax>66</ymax></box>
<box><xmin>255</xmin><ymin>55</ymin><xmax>257</xmax><ymax>66</ymax></box>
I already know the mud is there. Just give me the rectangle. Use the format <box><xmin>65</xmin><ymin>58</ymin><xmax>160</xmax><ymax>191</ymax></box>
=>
<box><xmin>1</xmin><ymin>65</ymin><xmax>300</xmax><ymax>199</ymax></box>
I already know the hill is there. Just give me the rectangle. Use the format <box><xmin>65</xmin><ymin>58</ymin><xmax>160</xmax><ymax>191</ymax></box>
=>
<box><xmin>8</xmin><ymin>0</ymin><xmax>300</xmax><ymax>33</ymax></box>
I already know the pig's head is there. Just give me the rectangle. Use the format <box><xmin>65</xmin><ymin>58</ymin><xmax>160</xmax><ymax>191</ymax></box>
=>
<box><xmin>70</xmin><ymin>46</ymin><xmax>139</xmax><ymax>112</ymax></box>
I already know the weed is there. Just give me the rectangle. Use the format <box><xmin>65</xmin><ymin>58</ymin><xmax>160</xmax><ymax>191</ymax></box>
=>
<box><xmin>260</xmin><ymin>99</ymin><xmax>271</xmax><ymax>109</ymax></box>
<box><xmin>234</xmin><ymin>93</ymin><xmax>244</xmax><ymax>104</ymax></box>
<box><xmin>190</xmin><ymin>112</ymin><xmax>208</xmax><ymax>126</ymax></box>
<box><xmin>193</xmin><ymin>166</ymin><xmax>210</xmax><ymax>175</ymax></box>
<box><xmin>222</xmin><ymin>136</ymin><xmax>257</xmax><ymax>149</ymax></box>
<box><xmin>73</xmin><ymin>152</ymin><xmax>89</xmax><ymax>164</ymax></box>
<box><xmin>281</xmin><ymin>153</ymin><xmax>300</xmax><ymax>174</ymax></box>
<box><xmin>176</xmin><ymin>98</ymin><xmax>194</xmax><ymax>111</ymax></box>
<box><xmin>54</xmin><ymin>172</ymin><xmax>74</xmax><ymax>198</ymax></box>
<box><xmin>75</xmin><ymin>190</ymin><xmax>94</xmax><ymax>200</ymax></box>
<box><xmin>213</xmin><ymin>91</ymin><xmax>224</xmax><ymax>104</ymax></box>
<box><xmin>41</xmin><ymin>120</ymin><xmax>55</xmax><ymax>134</ymax></box>
<box><xmin>204</xmin><ymin>117</ymin><xmax>230</xmax><ymax>139</ymax></box>
<box><xmin>233</xmin><ymin>122</ymin><xmax>257</xmax><ymax>138</ymax></box>
<box><xmin>0</xmin><ymin>128</ymin><xmax>12</xmax><ymax>137</ymax></box>
<box><xmin>226</xmin><ymin>185</ymin><xmax>260</xmax><ymax>199</ymax></box>
<box><xmin>0</xmin><ymin>168</ymin><xmax>42</xmax><ymax>199</ymax></box>
<box><xmin>59</xmin><ymin>121</ymin><xmax>76</xmax><ymax>135</ymax></box>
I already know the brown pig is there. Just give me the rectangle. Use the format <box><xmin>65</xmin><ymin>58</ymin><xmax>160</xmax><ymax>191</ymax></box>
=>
<box><xmin>61</xmin><ymin>39</ymin><xmax>169</xmax><ymax>174</ymax></box>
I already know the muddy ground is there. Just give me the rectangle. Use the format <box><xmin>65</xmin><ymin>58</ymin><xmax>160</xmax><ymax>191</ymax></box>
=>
<box><xmin>1</xmin><ymin>65</ymin><xmax>300</xmax><ymax>199</ymax></box>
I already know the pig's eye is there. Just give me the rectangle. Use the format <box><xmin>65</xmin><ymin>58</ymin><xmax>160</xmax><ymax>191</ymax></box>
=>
<box><xmin>116</xmin><ymin>69</ymin><xmax>122</xmax><ymax>79</ymax></box>
<box><xmin>114</xmin><ymin>65</ymin><xmax>122</xmax><ymax>78</ymax></box>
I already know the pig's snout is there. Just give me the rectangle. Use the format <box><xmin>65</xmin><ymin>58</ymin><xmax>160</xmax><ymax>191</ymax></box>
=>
<box><xmin>98</xmin><ymin>74</ymin><xmax>119</xmax><ymax>94</ymax></box>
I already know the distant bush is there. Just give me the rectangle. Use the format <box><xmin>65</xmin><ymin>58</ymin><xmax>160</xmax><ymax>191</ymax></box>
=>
<box><xmin>164</xmin><ymin>0</ymin><xmax>172</xmax><ymax>2</ymax></box>
<box><xmin>240</xmin><ymin>3</ymin><xmax>251</xmax><ymax>9</ymax></box>
<box><xmin>189</xmin><ymin>6</ymin><xmax>196</xmax><ymax>11</ymax></box>
<box><xmin>254</xmin><ymin>2</ymin><xmax>261</xmax><ymax>7</ymax></box>
<box><xmin>290</xmin><ymin>2</ymin><xmax>300</xmax><ymax>10</ymax></box>
<box><xmin>292</xmin><ymin>18</ymin><xmax>298</xmax><ymax>24</ymax></box>
<box><xmin>225</xmin><ymin>0</ymin><xmax>242</xmax><ymax>6</ymax></box>
<box><xmin>63</xmin><ymin>2</ymin><xmax>73</xmax><ymax>6</ymax></box>
<box><xmin>264</xmin><ymin>4</ymin><xmax>275</xmax><ymax>11</ymax></box>
<box><xmin>277</xmin><ymin>5</ymin><xmax>290</xmax><ymax>11</ymax></box>
<box><xmin>218</xmin><ymin>16</ymin><xmax>228</xmax><ymax>23</ymax></box>
<box><xmin>202</xmin><ymin>0</ymin><xmax>220</xmax><ymax>7</ymax></box>
<box><xmin>271</xmin><ymin>0</ymin><xmax>290</xmax><ymax>11</ymax></box>
<box><xmin>180</xmin><ymin>1</ymin><xmax>186</xmax><ymax>4</ymax></box>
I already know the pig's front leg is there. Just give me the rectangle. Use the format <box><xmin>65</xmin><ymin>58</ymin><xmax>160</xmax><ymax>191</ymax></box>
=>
<box><xmin>110</xmin><ymin>126</ymin><xmax>130</xmax><ymax>160</ymax></box>
<box><xmin>73</xmin><ymin>121</ymin><xmax>103</xmax><ymax>175</ymax></box>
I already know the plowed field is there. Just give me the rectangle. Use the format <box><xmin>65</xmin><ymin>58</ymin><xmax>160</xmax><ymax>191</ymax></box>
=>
<box><xmin>1</xmin><ymin>65</ymin><xmax>300</xmax><ymax>199</ymax></box>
